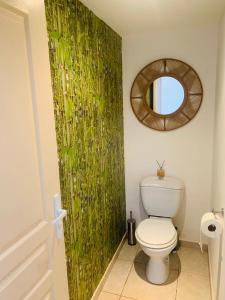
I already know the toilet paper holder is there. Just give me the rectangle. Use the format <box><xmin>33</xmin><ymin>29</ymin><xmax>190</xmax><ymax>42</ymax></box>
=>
<box><xmin>212</xmin><ymin>208</ymin><xmax>224</xmax><ymax>217</ymax></box>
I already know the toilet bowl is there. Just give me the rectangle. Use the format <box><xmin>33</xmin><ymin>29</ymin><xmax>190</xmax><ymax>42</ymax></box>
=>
<box><xmin>135</xmin><ymin>217</ymin><xmax>177</xmax><ymax>284</ymax></box>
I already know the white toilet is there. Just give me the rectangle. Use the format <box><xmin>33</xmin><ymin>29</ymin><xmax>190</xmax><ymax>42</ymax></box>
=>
<box><xmin>135</xmin><ymin>176</ymin><xmax>184</xmax><ymax>285</ymax></box>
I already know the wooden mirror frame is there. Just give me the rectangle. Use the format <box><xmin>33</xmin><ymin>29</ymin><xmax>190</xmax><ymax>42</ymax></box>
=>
<box><xmin>130</xmin><ymin>58</ymin><xmax>203</xmax><ymax>131</ymax></box>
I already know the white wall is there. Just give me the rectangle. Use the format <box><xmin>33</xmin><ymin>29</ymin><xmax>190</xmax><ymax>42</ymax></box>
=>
<box><xmin>122</xmin><ymin>23</ymin><xmax>218</xmax><ymax>242</ymax></box>
<box><xmin>209</xmin><ymin>12</ymin><xmax>225</xmax><ymax>300</ymax></box>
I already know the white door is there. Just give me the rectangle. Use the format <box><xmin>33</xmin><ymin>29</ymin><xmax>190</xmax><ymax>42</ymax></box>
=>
<box><xmin>0</xmin><ymin>0</ymin><xmax>69</xmax><ymax>299</ymax></box>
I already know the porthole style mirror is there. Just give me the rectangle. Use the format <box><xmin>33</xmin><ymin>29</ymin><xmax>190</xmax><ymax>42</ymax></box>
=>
<box><xmin>130</xmin><ymin>59</ymin><xmax>203</xmax><ymax>131</ymax></box>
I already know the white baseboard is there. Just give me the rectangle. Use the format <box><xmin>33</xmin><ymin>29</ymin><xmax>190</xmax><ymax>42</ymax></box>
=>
<box><xmin>180</xmin><ymin>239</ymin><xmax>208</xmax><ymax>252</ymax></box>
<box><xmin>91</xmin><ymin>232</ymin><xmax>127</xmax><ymax>300</ymax></box>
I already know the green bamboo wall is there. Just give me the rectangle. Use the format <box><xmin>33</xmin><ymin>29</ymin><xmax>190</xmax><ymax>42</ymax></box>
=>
<box><xmin>45</xmin><ymin>1</ymin><xmax>126</xmax><ymax>299</ymax></box>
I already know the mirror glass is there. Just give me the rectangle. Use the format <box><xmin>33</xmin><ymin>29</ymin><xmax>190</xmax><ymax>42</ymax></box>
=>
<box><xmin>146</xmin><ymin>76</ymin><xmax>184</xmax><ymax>115</ymax></box>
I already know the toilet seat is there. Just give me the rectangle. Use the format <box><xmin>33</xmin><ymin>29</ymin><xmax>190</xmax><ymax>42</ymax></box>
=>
<box><xmin>136</xmin><ymin>217</ymin><xmax>177</xmax><ymax>249</ymax></box>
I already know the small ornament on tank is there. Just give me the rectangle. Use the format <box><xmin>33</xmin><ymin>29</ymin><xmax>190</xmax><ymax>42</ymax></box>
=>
<box><xmin>157</xmin><ymin>160</ymin><xmax>165</xmax><ymax>179</ymax></box>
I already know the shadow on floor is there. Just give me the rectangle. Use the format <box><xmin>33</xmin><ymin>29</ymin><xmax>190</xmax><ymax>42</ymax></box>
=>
<box><xmin>134</xmin><ymin>250</ymin><xmax>181</xmax><ymax>285</ymax></box>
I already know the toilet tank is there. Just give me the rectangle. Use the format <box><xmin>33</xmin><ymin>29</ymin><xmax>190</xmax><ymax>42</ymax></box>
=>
<box><xmin>140</xmin><ymin>176</ymin><xmax>184</xmax><ymax>218</ymax></box>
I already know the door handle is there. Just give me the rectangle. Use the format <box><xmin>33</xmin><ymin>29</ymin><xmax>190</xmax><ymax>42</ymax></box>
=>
<box><xmin>53</xmin><ymin>208</ymin><xmax>67</xmax><ymax>225</ymax></box>
<box><xmin>53</xmin><ymin>194</ymin><xmax>67</xmax><ymax>240</ymax></box>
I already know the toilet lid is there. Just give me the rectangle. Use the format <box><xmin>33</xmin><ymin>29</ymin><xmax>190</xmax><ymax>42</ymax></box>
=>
<box><xmin>136</xmin><ymin>218</ymin><xmax>176</xmax><ymax>248</ymax></box>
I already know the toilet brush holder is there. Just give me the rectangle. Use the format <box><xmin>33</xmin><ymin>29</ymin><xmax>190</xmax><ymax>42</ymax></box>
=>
<box><xmin>127</xmin><ymin>211</ymin><xmax>136</xmax><ymax>246</ymax></box>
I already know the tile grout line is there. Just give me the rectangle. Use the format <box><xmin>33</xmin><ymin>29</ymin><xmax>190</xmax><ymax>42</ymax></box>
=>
<box><xmin>119</xmin><ymin>245</ymin><xmax>139</xmax><ymax>299</ymax></box>
<box><xmin>178</xmin><ymin>270</ymin><xmax>211</xmax><ymax>279</ymax></box>
<box><xmin>120</xmin><ymin>245</ymin><xmax>139</xmax><ymax>298</ymax></box>
<box><xmin>101</xmin><ymin>290</ymin><xmax>121</xmax><ymax>297</ymax></box>
<box><xmin>172</xmin><ymin>252</ymin><xmax>180</xmax><ymax>300</ymax></box>
<box><xmin>119</xmin><ymin>243</ymin><xmax>140</xmax><ymax>298</ymax></box>
<box><xmin>119</xmin><ymin>295</ymin><xmax>139</xmax><ymax>300</ymax></box>
<box><xmin>120</xmin><ymin>262</ymin><xmax>134</xmax><ymax>297</ymax></box>
<box><xmin>174</xmin><ymin>279</ymin><xmax>179</xmax><ymax>300</ymax></box>
<box><xmin>119</xmin><ymin>245</ymin><xmax>144</xmax><ymax>300</ymax></box>
<box><xmin>101</xmin><ymin>243</ymin><xmax>139</xmax><ymax>300</ymax></box>
<box><xmin>174</xmin><ymin>269</ymin><xmax>179</xmax><ymax>300</ymax></box>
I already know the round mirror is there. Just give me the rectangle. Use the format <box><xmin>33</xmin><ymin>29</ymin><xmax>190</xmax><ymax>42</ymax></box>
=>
<box><xmin>131</xmin><ymin>58</ymin><xmax>203</xmax><ymax>131</ymax></box>
<box><xmin>146</xmin><ymin>76</ymin><xmax>184</xmax><ymax>115</ymax></box>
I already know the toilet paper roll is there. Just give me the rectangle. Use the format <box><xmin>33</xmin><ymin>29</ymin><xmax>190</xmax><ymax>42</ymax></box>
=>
<box><xmin>201</xmin><ymin>212</ymin><xmax>223</xmax><ymax>239</ymax></box>
<box><xmin>199</xmin><ymin>212</ymin><xmax>223</xmax><ymax>252</ymax></box>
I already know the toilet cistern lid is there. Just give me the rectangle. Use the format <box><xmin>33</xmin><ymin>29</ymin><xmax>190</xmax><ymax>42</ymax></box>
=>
<box><xmin>136</xmin><ymin>218</ymin><xmax>176</xmax><ymax>247</ymax></box>
<box><xmin>140</xmin><ymin>176</ymin><xmax>184</xmax><ymax>190</ymax></box>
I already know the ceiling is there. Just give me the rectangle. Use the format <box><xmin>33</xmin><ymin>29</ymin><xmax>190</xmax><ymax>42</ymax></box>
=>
<box><xmin>80</xmin><ymin>0</ymin><xmax>225</xmax><ymax>36</ymax></box>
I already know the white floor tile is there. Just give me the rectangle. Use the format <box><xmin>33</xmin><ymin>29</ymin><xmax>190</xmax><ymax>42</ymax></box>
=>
<box><xmin>122</xmin><ymin>263</ymin><xmax>178</xmax><ymax>300</ymax></box>
<box><xmin>176</xmin><ymin>271</ymin><xmax>211</xmax><ymax>300</ymax></box>
<box><xmin>102</xmin><ymin>259</ymin><xmax>132</xmax><ymax>295</ymax></box>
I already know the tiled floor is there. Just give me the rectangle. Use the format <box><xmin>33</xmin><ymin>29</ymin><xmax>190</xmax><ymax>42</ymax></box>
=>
<box><xmin>97</xmin><ymin>241</ymin><xmax>211</xmax><ymax>300</ymax></box>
